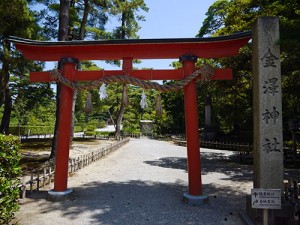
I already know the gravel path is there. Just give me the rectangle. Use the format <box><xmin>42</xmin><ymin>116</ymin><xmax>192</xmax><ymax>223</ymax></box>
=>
<box><xmin>14</xmin><ymin>138</ymin><xmax>253</xmax><ymax>225</ymax></box>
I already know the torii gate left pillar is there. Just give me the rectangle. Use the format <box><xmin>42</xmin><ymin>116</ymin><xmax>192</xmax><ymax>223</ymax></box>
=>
<box><xmin>48</xmin><ymin>58</ymin><xmax>77</xmax><ymax>201</ymax></box>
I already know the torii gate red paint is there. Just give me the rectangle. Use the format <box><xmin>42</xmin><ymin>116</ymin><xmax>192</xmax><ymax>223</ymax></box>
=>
<box><xmin>8</xmin><ymin>32</ymin><xmax>251</xmax><ymax>196</ymax></box>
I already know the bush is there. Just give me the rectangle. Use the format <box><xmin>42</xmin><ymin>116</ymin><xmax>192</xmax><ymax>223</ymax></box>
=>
<box><xmin>95</xmin><ymin>131</ymin><xmax>110</xmax><ymax>136</ymax></box>
<box><xmin>86</xmin><ymin>125</ymin><xmax>96</xmax><ymax>132</ymax></box>
<box><xmin>74</xmin><ymin>125</ymin><xmax>83</xmax><ymax>133</ymax></box>
<box><xmin>9</xmin><ymin>126</ymin><xmax>54</xmax><ymax>136</ymax></box>
<box><xmin>98</xmin><ymin>121</ymin><xmax>106</xmax><ymax>128</ymax></box>
<box><xmin>84</xmin><ymin>131</ymin><xmax>96</xmax><ymax>136</ymax></box>
<box><xmin>95</xmin><ymin>131</ymin><xmax>115</xmax><ymax>137</ymax></box>
<box><xmin>0</xmin><ymin>134</ymin><xmax>21</xmax><ymax>224</ymax></box>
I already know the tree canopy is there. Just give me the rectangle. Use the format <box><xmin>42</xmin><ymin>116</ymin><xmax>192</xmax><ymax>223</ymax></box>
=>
<box><xmin>0</xmin><ymin>0</ymin><xmax>299</xmax><ymax>144</ymax></box>
<box><xmin>193</xmin><ymin>0</ymin><xmax>300</xmax><ymax>142</ymax></box>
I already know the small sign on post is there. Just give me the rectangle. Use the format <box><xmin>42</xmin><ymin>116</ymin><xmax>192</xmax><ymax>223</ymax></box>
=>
<box><xmin>251</xmin><ymin>188</ymin><xmax>281</xmax><ymax>209</ymax></box>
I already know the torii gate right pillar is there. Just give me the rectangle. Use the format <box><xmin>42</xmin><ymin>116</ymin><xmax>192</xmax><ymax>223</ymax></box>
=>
<box><xmin>181</xmin><ymin>55</ymin><xmax>209</xmax><ymax>205</ymax></box>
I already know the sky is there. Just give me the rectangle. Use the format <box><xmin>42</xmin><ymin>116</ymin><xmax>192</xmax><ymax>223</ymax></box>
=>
<box><xmin>96</xmin><ymin>0</ymin><xmax>217</xmax><ymax>70</ymax></box>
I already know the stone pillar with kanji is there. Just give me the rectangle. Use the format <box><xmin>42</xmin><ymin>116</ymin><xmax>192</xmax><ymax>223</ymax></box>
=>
<box><xmin>253</xmin><ymin>17</ymin><xmax>283</xmax><ymax>190</ymax></box>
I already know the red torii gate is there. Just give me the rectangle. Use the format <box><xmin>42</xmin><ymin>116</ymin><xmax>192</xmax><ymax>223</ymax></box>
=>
<box><xmin>9</xmin><ymin>32</ymin><xmax>251</xmax><ymax>204</ymax></box>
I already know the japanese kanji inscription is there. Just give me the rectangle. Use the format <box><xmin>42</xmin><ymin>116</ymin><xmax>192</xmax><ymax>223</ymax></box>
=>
<box><xmin>253</xmin><ymin>17</ymin><xmax>283</xmax><ymax>189</ymax></box>
<box><xmin>262</xmin><ymin>106</ymin><xmax>280</xmax><ymax>125</ymax></box>
<box><xmin>261</xmin><ymin>48</ymin><xmax>279</xmax><ymax>67</ymax></box>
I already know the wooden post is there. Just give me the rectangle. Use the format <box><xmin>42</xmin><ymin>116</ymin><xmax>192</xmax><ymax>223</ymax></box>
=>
<box><xmin>49</xmin><ymin>167</ymin><xmax>52</xmax><ymax>188</ymax></box>
<box><xmin>43</xmin><ymin>167</ymin><xmax>46</xmax><ymax>187</ymax></box>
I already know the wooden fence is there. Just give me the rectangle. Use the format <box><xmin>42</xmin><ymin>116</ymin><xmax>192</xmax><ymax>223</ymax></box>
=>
<box><xmin>19</xmin><ymin>138</ymin><xmax>130</xmax><ymax>198</ymax></box>
<box><xmin>284</xmin><ymin>178</ymin><xmax>300</xmax><ymax>203</ymax></box>
<box><xmin>283</xmin><ymin>177</ymin><xmax>300</xmax><ymax>223</ymax></box>
<box><xmin>172</xmin><ymin>137</ymin><xmax>253</xmax><ymax>162</ymax></box>
<box><xmin>20</xmin><ymin>133</ymin><xmax>141</xmax><ymax>141</ymax></box>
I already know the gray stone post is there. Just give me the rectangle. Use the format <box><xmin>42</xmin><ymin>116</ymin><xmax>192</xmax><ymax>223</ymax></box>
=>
<box><xmin>253</xmin><ymin>17</ymin><xmax>283</xmax><ymax>189</ymax></box>
<box><xmin>205</xmin><ymin>95</ymin><xmax>212</xmax><ymax>127</ymax></box>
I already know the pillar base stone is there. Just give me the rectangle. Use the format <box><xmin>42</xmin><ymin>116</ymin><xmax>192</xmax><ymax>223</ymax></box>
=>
<box><xmin>47</xmin><ymin>188</ymin><xmax>73</xmax><ymax>202</ymax></box>
<box><xmin>182</xmin><ymin>192</ymin><xmax>209</xmax><ymax>206</ymax></box>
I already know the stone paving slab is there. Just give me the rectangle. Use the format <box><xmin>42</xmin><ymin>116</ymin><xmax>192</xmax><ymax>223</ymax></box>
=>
<box><xmin>14</xmin><ymin>138</ymin><xmax>253</xmax><ymax>225</ymax></box>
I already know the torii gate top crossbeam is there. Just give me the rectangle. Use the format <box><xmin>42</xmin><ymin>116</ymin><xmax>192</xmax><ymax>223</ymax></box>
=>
<box><xmin>8</xmin><ymin>31</ymin><xmax>251</xmax><ymax>61</ymax></box>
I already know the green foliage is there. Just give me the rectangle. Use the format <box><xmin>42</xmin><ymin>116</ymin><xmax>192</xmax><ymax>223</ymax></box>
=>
<box><xmin>9</xmin><ymin>125</ymin><xmax>54</xmax><ymax>136</ymax></box>
<box><xmin>0</xmin><ymin>1</ymin><xmax>150</xmax><ymax>138</ymax></box>
<box><xmin>95</xmin><ymin>131</ymin><xmax>110</xmax><ymax>136</ymax></box>
<box><xmin>86</xmin><ymin>124</ymin><xmax>96</xmax><ymax>131</ymax></box>
<box><xmin>100</xmin><ymin>131</ymin><xmax>115</xmax><ymax>136</ymax></box>
<box><xmin>74</xmin><ymin>125</ymin><xmax>83</xmax><ymax>133</ymax></box>
<box><xmin>197</xmin><ymin>0</ymin><xmax>229</xmax><ymax>37</ymax></box>
<box><xmin>83</xmin><ymin>130</ymin><xmax>96</xmax><ymax>136</ymax></box>
<box><xmin>32</xmin><ymin>0</ymin><xmax>110</xmax><ymax>40</ymax></box>
<box><xmin>0</xmin><ymin>0</ymin><xmax>46</xmax><ymax>133</ymax></box>
<box><xmin>0</xmin><ymin>0</ymin><xmax>37</xmax><ymax>38</ymax></box>
<box><xmin>0</xmin><ymin>134</ymin><xmax>21</xmax><ymax>224</ymax></box>
<box><xmin>192</xmin><ymin>0</ymin><xmax>300</xmax><ymax>141</ymax></box>
<box><xmin>108</xmin><ymin>0</ymin><xmax>149</xmax><ymax>39</ymax></box>
<box><xmin>98</xmin><ymin>121</ymin><xmax>106</xmax><ymax>128</ymax></box>
<box><xmin>160</xmin><ymin>89</ymin><xmax>185</xmax><ymax>134</ymax></box>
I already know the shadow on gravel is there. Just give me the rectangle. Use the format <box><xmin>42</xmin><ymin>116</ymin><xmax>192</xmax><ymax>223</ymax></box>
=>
<box><xmin>201</xmin><ymin>152</ymin><xmax>253</xmax><ymax>182</ymax></box>
<box><xmin>144</xmin><ymin>157</ymin><xmax>188</xmax><ymax>172</ymax></box>
<box><xmin>144</xmin><ymin>151</ymin><xmax>253</xmax><ymax>183</ymax></box>
<box><xmin>21</xmin><ymin>180</ymin><xmax>246</xmax><ymax>225</ymax></box>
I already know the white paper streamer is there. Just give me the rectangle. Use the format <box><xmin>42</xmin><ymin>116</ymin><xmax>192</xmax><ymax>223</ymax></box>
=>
<box><xmin>140</xmin><ymin>90</ymin><xmax>148</xmax><ymax>109</ymax></box>
<box><xmin>99</xmin><ymin>84</ymin><xmax>107</xmax><ymax>100</ymax></box>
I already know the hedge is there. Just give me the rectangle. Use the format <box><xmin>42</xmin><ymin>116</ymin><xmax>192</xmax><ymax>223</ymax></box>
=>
<box><xmin>9</xmin><ymin>121</ymin><xmax>107</xmax><ymax>136</ymax></box>
<box><xmin>0</xmin><ymin>134</ymin><xmax>21</xmax><ymax>224</ymax></box>
<box><xmin>9</xmin><ymin>126</ymin><xmax>54</xmax><ymax>136</ymax></box>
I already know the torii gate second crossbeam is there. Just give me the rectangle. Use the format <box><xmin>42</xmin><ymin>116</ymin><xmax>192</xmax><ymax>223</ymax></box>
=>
<box><xmin>8</xmin><ymin>31</ymin><xmax>251</xmax><ymax>204</ymax></box>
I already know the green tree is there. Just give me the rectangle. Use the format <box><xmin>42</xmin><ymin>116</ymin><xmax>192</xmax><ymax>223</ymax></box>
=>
<box><xmin>0</xmin><ymin>0</ymin><xmax>46</xmax><ymax>133</ymax></box>
<box><xmin>197</xmin><ymin>0</ymin><xmax>229</xmax><ymax>37</ymax></box>
<box><xmin>161</xmin><ymin>89</ymin><xmax>185</xmax><ymax>134</ymax></box>
<box><xmin>34</xmin><ymin>0</ymin><xmax>110</xmax><ymax>158</ymax></box>
<box><xmin>106</xmin><ymin>0</ymin><xmax>148</xmax><ymax>140</ymax></box>
<box><xmin>195</xmin><ymin>0</ymin><xmax>300</xmax><ymax>141</ymax></box>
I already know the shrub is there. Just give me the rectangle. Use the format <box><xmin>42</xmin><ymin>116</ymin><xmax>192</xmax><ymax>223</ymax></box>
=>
<box><xmin>74</xmin><ymin>125</ymin><xmax>83</xmax><ymax>133</ymax></box>
<box><xmin>95</xmin><ymin>131</ymin><xmax>110</xmax><ymax>136</ymax></box>
<box><xmin>84</xmin><ymin>131</ymin><xmax>96</xmax><ymax>136</ymax></box>
<box><xmin>0</xmin><ymin>134</ymin><xmax>21</xmax><ymax>224</ymax></box>
<box><xmin>86</xmin><ymin>125</ymin><xmax>96</xmax><ymax>132</ymax></box>
<box><xmin>98</xmin><ymin>121</ymin><xmax>106</xmax><ymax>128</ymax></box>
<box><xmin>9</xmin><ymin>126</ymin><xmax>54</xmax><ymax>136</ymax></box>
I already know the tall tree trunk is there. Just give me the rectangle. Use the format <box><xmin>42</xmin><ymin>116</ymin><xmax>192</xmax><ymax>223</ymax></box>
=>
<box><xmin>0</xmin><ymin>68</ymin><xmax>4</xmax><ymax>108</ymax></box>
<box><xmin>58</xmin><ymin>0</ymin><xmax>70</xmax><ymax>41</ymax></box>
<box><xmin>79</xmin><ymin>0</ymin><xmax>89</xmax><ymax>40</ymax></box>
<box><xmin>69</xmin><ymin>0</ymin><xmax>89</xmax><ymax>145</ymax></box>
<box><xmin>0</xmin><ymin>87</ymin><xmax>12</xmax><ymax>134</ymax></box>
<box><xmin>115</xmin><ymin>1</ymin><xmax>127</xmax><ymax>140</ymax></box>
<box><xmin>49</xmin><ymin>0</ymin><xmax>70</xmax><ymax>159</ymax></box>
<box><xmin>115</xmin><ymin>84</ymin><xmax>127</xmax><ymax>140</ymax></box>
<box><xmin>0</xmin><ymin>40</ymin><xmax>12</xmax><ymax>134</ymax></box>
<box><xmin>0</xmin><ymin>39</ymin><xmax>7</xmax><ymax>108</ymax></box>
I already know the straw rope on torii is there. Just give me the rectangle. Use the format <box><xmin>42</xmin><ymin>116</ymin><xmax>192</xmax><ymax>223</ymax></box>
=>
<box><xmin>49</xmin><ymin>64</ymin><xmax>214</xmax><ymax>93</ymax></box>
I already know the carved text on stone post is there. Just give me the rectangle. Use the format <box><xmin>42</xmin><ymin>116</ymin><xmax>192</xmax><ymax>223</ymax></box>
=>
<box><xmin>261</xmin><ymin>48</ymin><xmax>279</xmax><ymax>67</ymax></box>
